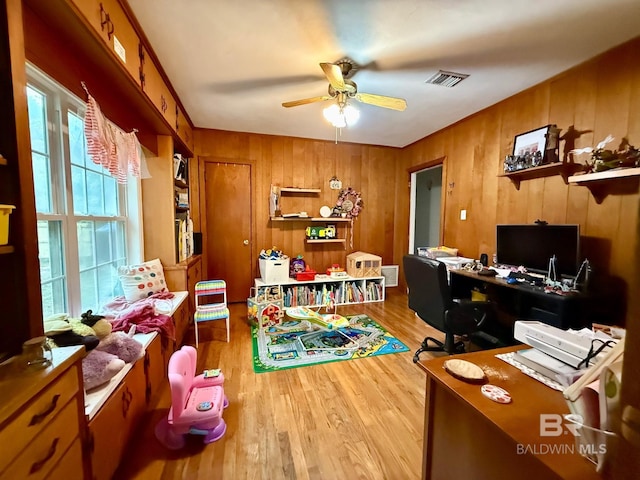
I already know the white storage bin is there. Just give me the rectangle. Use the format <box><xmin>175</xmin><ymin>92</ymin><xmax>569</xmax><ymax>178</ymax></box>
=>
<box><xmin>259</xmin><ymin>258</ymin><xmax>290</xmax><ymax>283</ymax></box>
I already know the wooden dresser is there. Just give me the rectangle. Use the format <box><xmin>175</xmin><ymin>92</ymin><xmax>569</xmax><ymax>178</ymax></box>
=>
<box><xmin>0</xmin><ymin>346</ymin><xmax>86</xmax><ymax>480</ymax></box>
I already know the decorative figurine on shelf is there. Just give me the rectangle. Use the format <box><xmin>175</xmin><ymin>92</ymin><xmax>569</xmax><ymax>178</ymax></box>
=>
<box><xmin>571</xmin><ymin>135</ymin><xmax>640</xmax><ymax>173</ymax></box>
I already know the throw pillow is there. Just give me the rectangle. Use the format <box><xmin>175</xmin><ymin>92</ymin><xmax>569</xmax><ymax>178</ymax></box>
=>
<box><xmin>118</xmin><ymin>258</ymin><xmax>168</xmax><ymax>302</ymax></box>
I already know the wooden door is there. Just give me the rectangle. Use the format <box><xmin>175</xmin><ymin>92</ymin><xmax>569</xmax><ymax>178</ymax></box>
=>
<box><xmin>204</xmin><ymin>162</ymin><xmax>252</xmax><ymax>302</ymax></box>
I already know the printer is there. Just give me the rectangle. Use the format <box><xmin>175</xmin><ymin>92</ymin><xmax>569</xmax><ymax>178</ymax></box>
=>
<box><xmin>514</xmin><ymin>320</ymin><xmax>617</xmax><ymax>369</ymax></box>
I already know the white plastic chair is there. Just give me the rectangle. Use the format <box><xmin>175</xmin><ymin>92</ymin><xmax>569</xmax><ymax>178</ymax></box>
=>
<box><xmin>194</xmin><ymin>280</ymin><xmax>230</xmax><ymax>346</ymax></box>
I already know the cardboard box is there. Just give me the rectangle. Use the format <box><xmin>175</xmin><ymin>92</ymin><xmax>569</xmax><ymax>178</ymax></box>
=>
<box><xmin>259</xmin><ymin>258</ymin><xmax>290</xmax><ymax>283</ymax></box>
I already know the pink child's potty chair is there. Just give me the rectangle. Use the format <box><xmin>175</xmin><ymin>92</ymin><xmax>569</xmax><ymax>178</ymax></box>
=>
<box><xmin>155</xmin><ymin>346</ymin><xmax>227</xmax><ymax>449</ymax></box>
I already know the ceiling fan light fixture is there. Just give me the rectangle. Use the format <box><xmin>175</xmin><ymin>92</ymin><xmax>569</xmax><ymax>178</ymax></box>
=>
<box><xmin>323</xmin><ymin>102</ymin><xmax>359</xmax><ymax>128</ymax></box>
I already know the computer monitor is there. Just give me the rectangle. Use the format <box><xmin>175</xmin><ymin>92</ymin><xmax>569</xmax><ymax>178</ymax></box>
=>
<box><xmin>496</xmin><ymin>224</ymin><xmax>581</xmax><ymax>277</ymax></box>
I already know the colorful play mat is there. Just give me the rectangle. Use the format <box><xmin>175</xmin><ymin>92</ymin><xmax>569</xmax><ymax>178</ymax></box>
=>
<box><xmin>251</xmin><ymin>314</ymin><xmax>409</xmax><ymax>373</ymax></box>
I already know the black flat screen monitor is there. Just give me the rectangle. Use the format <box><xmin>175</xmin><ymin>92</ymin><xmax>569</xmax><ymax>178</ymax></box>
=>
<box><xmin>496</xmin><ymin>224</ymin><xmax>580</xmax><ymax>277</ymax></box>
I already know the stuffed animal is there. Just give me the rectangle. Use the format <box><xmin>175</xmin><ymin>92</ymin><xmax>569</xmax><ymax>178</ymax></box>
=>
<box><xmin>44</xmin><ymin>313</ymin><xmax>100</xmax><ymax>351</ymax></box>
<box><xmin>96</xmin><ymin>331</ymin><xmax>144</xmax><ymax>363</ymax></box>
<box><xmin>82</xmin><ymin>350</ymin><xmax>125</xmax><ymax>390</ymax></box>
<box><xmin>81</xmin><ymin>309</ymin><xmax>145</xmax><ymax>363</ymax></box>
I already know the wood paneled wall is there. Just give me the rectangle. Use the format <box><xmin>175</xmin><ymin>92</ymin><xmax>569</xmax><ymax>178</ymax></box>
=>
<box><xmin>195</xmin><ymin>131</ymin><xmax>400</xmax><ymax>278</ymax></box>
<box><xmin>193</xmin><ymin>38</ymin><xmax>639</xmax><ymax>325</ymax></box>
<box><xmin>397</xmin><ymin>38</ymin><xmax>640</xmax><ymax>324</ymax></box>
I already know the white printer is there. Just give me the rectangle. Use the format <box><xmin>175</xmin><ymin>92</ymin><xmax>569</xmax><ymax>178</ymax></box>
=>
<box><xmin>514</xmin><ymin>320</ymin><xmax>617</xmax><ymax>369</ymax></box>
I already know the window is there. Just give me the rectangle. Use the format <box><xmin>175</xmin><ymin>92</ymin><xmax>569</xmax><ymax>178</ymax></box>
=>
<box><xmin>26</xmin><ymin>65</ymin><xmax>142</xmax><ymax>318</ymax></box>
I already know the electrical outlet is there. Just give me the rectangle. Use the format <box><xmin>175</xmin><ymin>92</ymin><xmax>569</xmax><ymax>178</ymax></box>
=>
<box><xmin>460</xmin><ymin>209</ymin><xmax>467</xmax><ymax>220</ymax></box>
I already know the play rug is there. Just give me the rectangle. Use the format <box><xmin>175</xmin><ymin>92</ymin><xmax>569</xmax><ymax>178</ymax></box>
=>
<box><xmin>252</xmin><ymin>313</ymin><xmax>409</xmax><ymax>373</ymax></box>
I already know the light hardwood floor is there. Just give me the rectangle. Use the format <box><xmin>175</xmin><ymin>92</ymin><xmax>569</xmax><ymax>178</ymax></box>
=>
<box><xmin>116</xmin><ymin>290</ymin><xmax>445</xmax><ymax>480</ymax></box>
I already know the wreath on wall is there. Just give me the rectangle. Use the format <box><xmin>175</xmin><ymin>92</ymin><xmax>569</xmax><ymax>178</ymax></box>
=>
<box><xmin>332</xmin><ymin>187</ymin><xmax>363</xmax><ymax>219</ymax></box>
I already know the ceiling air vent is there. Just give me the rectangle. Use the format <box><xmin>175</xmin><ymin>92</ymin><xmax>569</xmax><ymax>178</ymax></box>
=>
<box><xmin>425</xmin><ymin>70</ymin><xmax>469</xmax><ymax>88</ymax></box>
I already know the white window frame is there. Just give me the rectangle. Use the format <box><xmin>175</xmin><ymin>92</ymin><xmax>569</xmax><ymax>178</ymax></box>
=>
<box><xmin>27</xmin><ymin>63</ymin><xmax>144</xmax><ymax>318</ymax></box>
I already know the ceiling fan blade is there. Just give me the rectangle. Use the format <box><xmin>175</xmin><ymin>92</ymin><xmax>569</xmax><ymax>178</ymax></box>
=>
<box><xmin>320</xmin><ymin>63</ymin><xmax>345</xmax><ymax>91</ymax></box>
<box><xmin>282</xmin><ymin>96</ymin><xmax>331</xmax><ymax>108</ymax></box>
<box><xmin>354</xmin><ymin>93</ymin><xmax>407</xmax><ymax>111</ymax></box>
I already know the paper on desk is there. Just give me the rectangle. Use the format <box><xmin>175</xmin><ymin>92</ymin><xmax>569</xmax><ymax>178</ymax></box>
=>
<box><xmin>489</xmin><ymin>267</ymin><xmax>511</xmax><ymax>278</ymax></box>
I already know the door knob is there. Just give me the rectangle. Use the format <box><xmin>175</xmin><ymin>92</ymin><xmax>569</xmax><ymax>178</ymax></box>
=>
<box><xmin>243</xmin><ymin>239</ymin><xmax>249</xmax><ymax>245</ymax></box>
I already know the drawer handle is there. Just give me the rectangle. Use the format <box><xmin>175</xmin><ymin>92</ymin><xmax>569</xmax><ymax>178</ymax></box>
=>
<box><xmin>30</xmin><ymin>438</ymin><xmax>59</xmax><ymax>474</ymax></box>
<box><xmin>29</xmin><ymin>394</ymin><xmax>60</xmax><ymax>426</ymax></box>
<box><xmin>99</xmin><ymin>3</ymin><xmax>107</xmax><ymax>30</ymax></box>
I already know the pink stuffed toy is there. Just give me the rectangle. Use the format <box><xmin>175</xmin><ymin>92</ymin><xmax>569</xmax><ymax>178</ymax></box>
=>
<box><xmin>96</xmin><ymin>331</ymin><xmax>144</xmax><ymax>363</ymax></box>
<box><xmin>82</xmin><ymin>350</ymin><xmax>125</xmax><ymax>390</ymax></box>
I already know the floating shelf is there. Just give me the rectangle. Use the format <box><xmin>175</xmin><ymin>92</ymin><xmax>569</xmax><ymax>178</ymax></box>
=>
<box><xmin>270</xmin><ymin>216</ymin><xmax>350</xmax><ymax>222</ymax></box>
<box><xmin>568</xmin><ymin>167</ymin><xmax>640</xmax><ymax>203</ymax></box>
<box><xmin>0</xmin><ymin>245</ymin><xmax>15</xmax><ymax>254</ymax></box>
<box><xmin>499</xmin><ymin>162</ymin><xmax>584</xmax><ymax>189</ymax></box>
<box><xmin>175</xmin><ymin>206</ymin><xmax>189</xmax><ymax>213</ymax></box>
<box><xmin>568</xmin><ymin>167</ymin><xmax>640</xmax><ymax>184</ymax></box>
<box><xmin>279</xmin><ymin>187</ymin><xmax>321</xmax><ymax>193</ymax></box>
<box><xmin>305</xmin><ymin>239</ymin><xmax>346</xmax><ymax>244</ymax></box>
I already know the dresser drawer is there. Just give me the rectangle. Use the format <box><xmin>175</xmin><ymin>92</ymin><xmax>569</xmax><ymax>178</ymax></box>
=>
<box><xmin>1</xmin><ymin>398</ymin><xmax>80</xmax><ymax>480</ymax></box>
<box><xmin>46</xmin><ymin>438</ymin><xmax>84</xmax><ymax>480</ymax></box>
<box><xmin>0</xmin><ymin>365</ymin><xmax>80</xmax><ymax>474</ymax></box>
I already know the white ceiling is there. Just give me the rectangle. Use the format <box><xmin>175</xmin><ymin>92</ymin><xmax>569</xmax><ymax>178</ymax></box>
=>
<box><xmin>128</xmin><ymin>0</ymin><xmax>640</xmax><ymax>148</ymax></box>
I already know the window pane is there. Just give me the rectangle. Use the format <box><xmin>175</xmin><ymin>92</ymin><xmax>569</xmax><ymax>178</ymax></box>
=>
<box><xmin>71</xmin><ymin>165</ymin><xmax>87</xmax><ymax>215</ymax></box>
<box><xmin>77</xmin><ymin>221</ymin><xmax>96</xmax><ymax>270</ymax></box>
<box><xmin>27</xmin><ymin>86</ymin><xmax>47</xmax><ymax>154</ymax></box>
<box><xmin>41</xmin><ymin>279</ymin><xmax>67</xmax><ymax>318</ymax></box>
<box><xmin>37</xmin><ymin>220</ymin><xmax>67</xmax><ymax>317</ymax></box>
<box><xmin>115</xmin><ymin>222</ymin><xmax>126</xmax><ymax>260</ymax></box>
<box><xmin>95</xmin><ymin>221</ymin><xmax>112</xmax><ymax>264</ymax></box>
<box><xmin>37</xmin><ymin>220</ymin><xmax>65</xmax><ymax>281</ymax></box>
<box><xmin>86</xmin><ymin>170</ymin><xmax>105</xmax><ymax>215</ymax></box>
<box><xmin>79</xmin><ymin>269</ymin><xmax>98</xmax><ymax>313</ymax></box>
<box><xmin>104</xmin><ymin>175</ymin><xmax>118</xmax><ymax>216</ymax></box>
<box><xmin>68</xmin><ymin>111</ymin><xmax>85</xmax><ymax>167</ymax></box>
<box><xmin>97</xmin><ymin>264</ymin><xmax>118</xmax><ymax>306</ymax></box>
<box><xmin>32</xmin><ymin>153</ymin><xmax>52</xmax><ymax>213</ymax></box>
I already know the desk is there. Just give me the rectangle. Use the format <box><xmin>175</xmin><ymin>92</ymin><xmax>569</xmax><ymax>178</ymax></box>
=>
<box><xmin>450</xmin><ymin>269</ymin><xmax>588</xmax><ymax>330</ymax></box>
<box><xmin>417</xmin><ymin>346</ymin><xmax>600</xmax><ymax>480</ymax></box>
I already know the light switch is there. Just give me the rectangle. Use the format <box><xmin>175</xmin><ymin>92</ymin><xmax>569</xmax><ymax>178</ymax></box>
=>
<box><xmin>460</xmin><ymin>209</ymin><xmax>467</xmax><ymax>220</ymax></box>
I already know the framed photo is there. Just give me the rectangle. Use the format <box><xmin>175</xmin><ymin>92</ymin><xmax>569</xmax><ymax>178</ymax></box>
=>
<box><xmin>513</xmin><ymin>125</ymin><xmax>552</xmax><ymax>157</ymax></box>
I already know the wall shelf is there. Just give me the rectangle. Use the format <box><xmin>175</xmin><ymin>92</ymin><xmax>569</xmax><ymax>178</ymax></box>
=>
<box><xmin>568</xmin><ymin>167</ymin><xmax>640</xmax><ymax>203</ymax></box>
<box><xmin>174</xmin><ymin>178</ymin><xmax>188</xmax><ymax>189</ymax></box>
<box><xmin>279</xmin><ymin>187</ymin><xmax>321</xmax><ymax>193</ymax></box>
<box><xmin>305</xmin><ymin>239</ymin><xmax>346</xmax><ymax>244</ymax></box>
<box><xmin>270</xmin><ymin>216</ymin><xmax>350</xmax><ymax>222</ymax></box>
<box><xmin>0</xmin><ymin>245</ymin><xmax>14</xmax><ymax>254</ymax></box>
<box><xmin>0</xmin><ymin>154</ymin><xmax>7</xmax><ymax>166</ymax></box>
<box><xmin>499</xmin><ymin>162</ymin><xmax>584</xmax><ymax>189</ymax></box>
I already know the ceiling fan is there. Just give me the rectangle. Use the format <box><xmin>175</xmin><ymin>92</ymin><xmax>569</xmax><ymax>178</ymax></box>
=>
<box><xmin>282</xmin><ymin>60</ymin><xmax>407</xmax><ymax>112</ymax></box>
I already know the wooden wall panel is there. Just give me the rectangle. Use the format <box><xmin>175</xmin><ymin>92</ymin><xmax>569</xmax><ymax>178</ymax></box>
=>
<box><xmin>194</xmin><ymin>130</ymin><xmax>400</xmax><ymax>279</ymax></box>
<box><xmin>400</xmin><ymin>38</ymin><xmax>640</xmax><ymax>325</ymax></box>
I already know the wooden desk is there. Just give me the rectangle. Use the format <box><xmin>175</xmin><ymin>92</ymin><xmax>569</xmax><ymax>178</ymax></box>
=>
<box><xmin>417</xmin><ymin>346</ymin><xmax>600</xmax><ymax>480</ymax></box>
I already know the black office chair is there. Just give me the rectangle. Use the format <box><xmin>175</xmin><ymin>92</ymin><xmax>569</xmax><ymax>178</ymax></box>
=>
<box><xmin>403</xmin><ymin>254</ymin><xmax>492</xmax><ymax>362</ymax></box>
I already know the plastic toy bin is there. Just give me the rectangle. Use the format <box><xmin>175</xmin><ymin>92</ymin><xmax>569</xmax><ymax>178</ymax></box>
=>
<box><xmin>0</xmin><ymin>205</ymin><xmax>15</xmax><ymax>245</ymax></box>
<box><xmin>259</xmin><ymin>258</ymin><xmax>290</xmax><ymax>283</ymax></box>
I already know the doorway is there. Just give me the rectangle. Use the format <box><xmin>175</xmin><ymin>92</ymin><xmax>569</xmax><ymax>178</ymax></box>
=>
<box><xmin>409</xmin><ymin>165</ymin><xmax>443</xmax><ymax>254</ymax></box>
<box><xmin>203</xmin><ymin>161</ymin><xmax>252</xmax><ymax>302</ymax></box>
